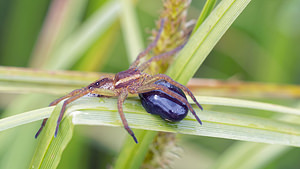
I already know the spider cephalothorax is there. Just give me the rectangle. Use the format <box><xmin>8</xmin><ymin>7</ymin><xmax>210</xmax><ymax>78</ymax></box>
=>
<box><xmin>35</xmin><ymin>19</ymin><xmax>202</xmax><ymax>143</ymax></box>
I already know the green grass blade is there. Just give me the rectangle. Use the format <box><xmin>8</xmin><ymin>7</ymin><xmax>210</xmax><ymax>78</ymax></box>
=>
<box><xmin>192</xmin><ymin>0</ymin><xmax>217</xmax><ymax>34</ymax></box>
<box><xmin>167</xmin><ymin>0</ymin><xmax>251</xmax><ymax>84</ymax></box>
<box><xmin>70</xmin><ymin>97</ymin><xmax>300</xmax><ymax>147</ymax></box>
<box><xmin>29</xmin><ymin>102</ymin><xmax>74</xmax><ymax>169</ymax></box>
<box><xmin>0</xmin><ymin>107</ymin><xmax>53</xmax><ymax>132</ymax></box>
<box><xmin>1</xmin><ymin>66</ymin><xmax>300</xmax><ymax>100</ymax></box>
<box><xmin>114</xmin><ymin>130</ymin><xmax>157</xmax><ymax>169</ymax></box>
<box><xmin>2</xmin><ymin>96</ymin><xmax>300</xmax><ymax>147</ymax></box>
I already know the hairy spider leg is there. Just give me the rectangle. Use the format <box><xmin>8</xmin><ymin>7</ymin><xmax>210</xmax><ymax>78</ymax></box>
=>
<box><xmin>54</xmin><ymin>89</ymin><xmax>91</xmax><ymax>137</ymax></box>
<box><xmin>53</xmin><ymin>86</ymin><xmax>118</xmax><ymax>137</ymax></box>
<box><xmin>35</xmin><ymin>75</ymin><xmax>115</xmax><ymax>138</ymax></box>
<box><xmin>49</xmin><ymin>88</ymin><xmax>86</xmax><ymax>106</ymax></box>
<box><xmin>35</xmin><ymin>88</ymin><xmax>86</xmax><ymax>138</ymax></box>
<box><xmin>53</xmin><ymin>87</ymin><xmax>119</xmax><ymax>137</ymax></box>
<box><xmin>35</xmin><ymin>119</ymin><xmax>48</xmax><ymax>138</ymax></box>
<box><xmin>136</xmin><ymin>83</ymin><xmax>202</xmax><ymax>125</ymax></box>
<box><xmin>137</xmin><ymin>43</ymin><xmax>186</xmax><ymax>71</ymax></box>
<box><xmin>117</xmin><ymin>89</ymin><xmax>138</xmax><ymax>143</ymax></box>
<box><xmin>130</xmin><ymin>18</ymin><xmax>165</xmax><ymax>68</ymax></box>
<box><xmin>147</xmin><ymin>74</ymin><xmax>203</xmax><ymax>111</ymax></box>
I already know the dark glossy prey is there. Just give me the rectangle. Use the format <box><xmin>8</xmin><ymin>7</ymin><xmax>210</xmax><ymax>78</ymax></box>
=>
<box><xmin>139</xmin><ymin>80</ymin><xmax>189</xmax><ymax>122</ymax></box>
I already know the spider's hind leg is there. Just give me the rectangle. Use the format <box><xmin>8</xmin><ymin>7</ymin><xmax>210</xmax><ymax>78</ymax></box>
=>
<box><xmin>146</xmin><ymin>74</ymin><xmax>203</xmax><ymax>110</ymax></box>
<box><xmin>141</xmin><ymin>75</ymin><xmax>203</xmax><ymax>125</ymax></box>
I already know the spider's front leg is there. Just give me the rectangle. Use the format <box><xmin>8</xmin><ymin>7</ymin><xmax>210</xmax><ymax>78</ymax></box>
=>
<box><xmin>35</xmin><ymin>76</ymin><xmax>115</xmax><ymax>138</ymax></box>
<box><xmin>53</xmin><ymin>87</ymin><xmax>119</xmax><ymax>137</ymax></box>
<box><xmin>35</xmin><ymin>88</ymin><xmax>87</xmax><ymax>138</ymax></box>
<box><xmin>137</xmin><ymin>83</ymin><xmax>202</xmax><ymax>125</ymax></box>
<box><xmin>54</xmin><ymin>89</ymin><xmax>91</xmax><ymax>137</ymax></box>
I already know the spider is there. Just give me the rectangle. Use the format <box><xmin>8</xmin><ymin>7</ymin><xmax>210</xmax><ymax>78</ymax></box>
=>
<box><xmin>35</xmin><ymin>19</ymin><xmax>203</xmax><ymax>143</ymax></box>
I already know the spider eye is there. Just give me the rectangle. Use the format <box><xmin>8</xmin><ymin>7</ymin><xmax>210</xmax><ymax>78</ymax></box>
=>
<box><xmin>95</xmin><ymin>82</ymin><xmax>100</xmax><ymax>86</ymax></box>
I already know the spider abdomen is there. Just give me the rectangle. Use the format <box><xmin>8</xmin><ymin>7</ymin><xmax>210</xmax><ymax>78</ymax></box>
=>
<box><xmin>139</xmin><ymin>80</ymin><xmax>188</xmax><ymax>122</ymax></box>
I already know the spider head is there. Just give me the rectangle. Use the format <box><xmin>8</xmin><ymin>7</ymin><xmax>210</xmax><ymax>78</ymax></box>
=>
<box><xmin>88</xmin><ymin>77</ymin><xmax>114</xmax><ymax>90</ymax></box>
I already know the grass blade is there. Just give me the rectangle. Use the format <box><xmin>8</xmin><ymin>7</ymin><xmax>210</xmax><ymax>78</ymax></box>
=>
<box><xmin>192</xmin><ymin>0</ymin><xmax>217</xmax><ymax>34</ymax></box>
<box><xmin>167</xmin><ymin>0</ymin><xmax>251</xmax><ymax>84</ymax></box>
<box><xmin>1</xmin><ymin>96</ymin><xmax>300</xmax><ymax>147</ymax></box>
<box><xmin>29</xmin><ymin>102</ymin><xmax>74</xmax><ymax>169</ymax></box>
<box><xmin>1</xmin><ymin>66</ymin><xmax>300</xmax><ymax>99</ymax></box>
<box><xmin>0</xmin><ymin>107</ymin><xmax>52</xmax><ymax>132</ymax></box>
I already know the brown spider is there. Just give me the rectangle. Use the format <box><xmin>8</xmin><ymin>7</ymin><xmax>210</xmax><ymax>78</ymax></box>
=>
<box><xmin>35</xmin><ymin>19</ymin><xmax>203</xmax><ymax>143</ymax></box>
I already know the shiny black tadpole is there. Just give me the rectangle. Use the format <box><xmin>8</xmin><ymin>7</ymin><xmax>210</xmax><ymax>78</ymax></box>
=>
<box><xmin>139</xmin><ymin>80</ymin><xmax>189</xmax><ymax>122</ymax></box>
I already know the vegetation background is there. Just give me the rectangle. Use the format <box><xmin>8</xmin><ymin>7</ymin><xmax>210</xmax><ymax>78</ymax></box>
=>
<box><xmin>0</xmin><ymin>0</ymin><xmax>300</xmax><ymax>168</ymax></box>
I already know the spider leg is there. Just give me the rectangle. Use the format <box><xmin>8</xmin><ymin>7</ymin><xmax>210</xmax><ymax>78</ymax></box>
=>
<box><xmin>35</xmin><ymin>88</ymin><xmax>87</xmax><ymax>138</ymax></box>
<box><xmin>89</xmin><ymin>88</ymin><xmax>138</xmax><ymax>142</ymax></box>
<box><xmin>54</xmin><ymin>87</ymin><xmax>118</xmax><ymax>137</ymax></box>
<box><xmin>117</xmin><ymin>89</ymin><xmax>138</xmax><ymax>143</ymax></box>
<box><xmin>35</xmin><ymin>118</ymin><xmax>48</xmax><ymax>138</ymax></box>
<box><xmin>130</xmin><ymin>18</ymin><xmax>166</xmax><ymax>68</ymax></box>
<box><xmin>54</xmin><ymin>89</ymin><xmax>91</xmax><ymax>137</ymax></box>
<box><xmin>137</xmin><ymin>84</ymin><xmax>202</xmax><ymax>125</ymax></box>
<box><xmin>49</xmin><ymin>88</ymin><xmax>86</xmax><ymax>106</ymax></box>
<box><xmin>145</xmin><ymin>74</ymin><xmax>203</xmax><ymax>111</ymax></box>
<box><xmin>137</xmin><ymin>43</ymin><xmax>186</xmax><ymax>71</ymax></box>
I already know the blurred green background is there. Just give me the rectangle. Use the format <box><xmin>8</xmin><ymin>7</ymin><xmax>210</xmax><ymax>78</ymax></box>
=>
<box><xmin>0</xmin><ymin>0</ymin><xmax>300</xmax><ymax>168</ymax></box>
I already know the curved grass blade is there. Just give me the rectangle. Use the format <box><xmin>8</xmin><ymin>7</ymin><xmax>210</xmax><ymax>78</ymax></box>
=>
<box><xmin>29</xmin><ymin>102</ymin><xmax>74</xmax><ymax>169</ymax></box>
<box><xmin>0</xmin><ymin>107</ymin><xmax>53</xmax><ymax>132</ymax></box>
<box><xmin>70</xmin><ymin>97</ymin><xmax>300</xmax><ymax>147</ymax></box>
<box><xmin>1</xmin><ymin>96</ymin><xmax>300</xmax><ymax>147</ymax></box>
